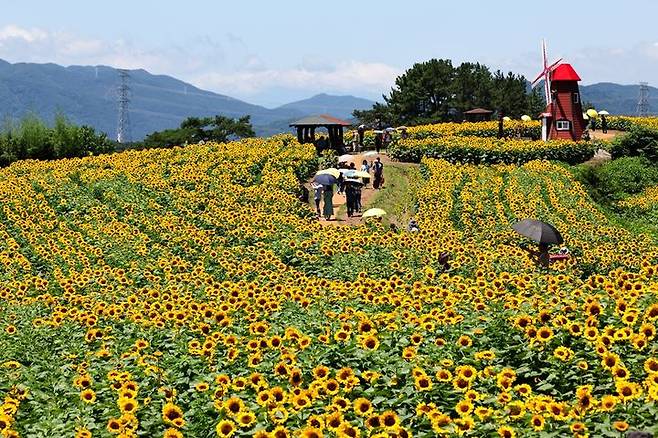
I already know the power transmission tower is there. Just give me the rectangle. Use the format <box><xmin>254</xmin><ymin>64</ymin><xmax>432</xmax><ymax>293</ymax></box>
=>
<box><xmin>637</xmin><ymin>82</ymin><xmax>650</xmax><ymax>117</ymax></box>
<box><xmin>116</xmin><ymin>69</ymin><xmax>132</xmax><ymax>144</ymax></box>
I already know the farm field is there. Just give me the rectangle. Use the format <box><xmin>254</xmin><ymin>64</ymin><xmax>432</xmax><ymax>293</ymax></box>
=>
<box><xmin>1</xmin><ymin>131</ymin><xmax>658</xmax><ymax>437</ymax></box>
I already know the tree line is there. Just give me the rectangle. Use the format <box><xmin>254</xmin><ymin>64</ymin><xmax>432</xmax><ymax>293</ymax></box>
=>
<box><xmin>353</xmin><ymin>59</ymin><xmax>545</xmax><ymax>127</ymax></box>
<box><xmin>0</xmin><ymin>113</ymin><xmax>256</xmax><ymax>167</ymax></box>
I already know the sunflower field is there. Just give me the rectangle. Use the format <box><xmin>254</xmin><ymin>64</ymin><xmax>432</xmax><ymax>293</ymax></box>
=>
<box><xmin>1</xmin><ymin>133</ymin><xmax>658</xmax><ymax>437</ymax></box>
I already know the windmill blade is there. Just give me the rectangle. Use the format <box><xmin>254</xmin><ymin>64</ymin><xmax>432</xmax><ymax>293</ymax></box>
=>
<box><xmin>547</xmin><ymin>58</ymin><xmax>563</xmax><ymax>71</ymax></box>
<box><xmin>531</xmin><ymin>72</ymin><xmax>545</xmax><ymax>87</ymax></box>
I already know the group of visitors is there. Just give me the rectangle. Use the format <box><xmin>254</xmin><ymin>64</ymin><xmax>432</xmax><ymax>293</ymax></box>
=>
<box><xmin>589</xmin><ymin>114</ymin><xmax>608</xmax><ymax>134</ymax></box>
<box><xmin>312</xmin><ymin>156</ymin><xmax>386</xmax><ymax>221</ymax></box>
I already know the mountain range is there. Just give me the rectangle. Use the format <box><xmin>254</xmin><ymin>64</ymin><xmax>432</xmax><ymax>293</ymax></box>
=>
<box><xmin>0</xmin><ymin>58</ymin><xmax>654</xmax><ymax>140</ymax></box>
<box><xmin>0</xmin><ymin>59</ymin><xmax>375</xmax><ymax>140</ymax></box>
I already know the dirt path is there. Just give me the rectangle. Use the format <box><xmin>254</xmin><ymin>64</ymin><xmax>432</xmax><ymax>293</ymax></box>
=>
<box><xmin>589</xmin><ymin>129</ymin><xmax>623</xmax><ymax>142</ymax></box>
<box><xmin>307</xmin><ymin>151</ymin><xmax>415</xmax><ymax>227</ymax></box>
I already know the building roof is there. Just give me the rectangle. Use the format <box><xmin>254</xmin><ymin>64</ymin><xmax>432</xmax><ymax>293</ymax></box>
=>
<box><xmin>551</xmin><ymin>64</ymin><xmax>581</xmax><ymax>82</ymax></box>
<box><xmin>464</xmin><ymin>108</ymin><xmax>493</xmax><ymax>114</ymax></box>
<box><xmin>289</xmin><ymin>114</ymin><xmax>351</xmax><ymax>127</ymax></box>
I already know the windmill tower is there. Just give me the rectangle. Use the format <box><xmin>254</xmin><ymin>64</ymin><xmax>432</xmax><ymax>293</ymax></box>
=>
<box><xmin>116</xmin><ymin>69</ymin><xmax>132</xmax><ymax>144</ymax></box>
<box><xmin>531</xmin><ymin>40</ymin><xmax>586</xmax><ymax>141</ymax></box>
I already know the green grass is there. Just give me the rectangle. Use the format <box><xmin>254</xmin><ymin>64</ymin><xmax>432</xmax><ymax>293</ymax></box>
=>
<box><xmin>369</xmin><ymin>164</ymin><xmax>421</xmax><ymax>228</ymax></box>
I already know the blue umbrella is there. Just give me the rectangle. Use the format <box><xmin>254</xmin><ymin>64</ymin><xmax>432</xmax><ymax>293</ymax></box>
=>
<box><xmin>314</xmin><ymin>173</ymin><xmax>337</xmax><ymax>186</ymax></box>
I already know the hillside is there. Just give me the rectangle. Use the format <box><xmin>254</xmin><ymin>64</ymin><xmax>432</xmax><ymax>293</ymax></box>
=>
<box><xmin>581</xmin><ymin>82</ymin><xmax>657</xmax><ymax>115</ymax></box>
<box><xmin>276</xmin><ymin>93</ymin><xmax>375</xmax><ymax>120</ymax></box>
<box><xmin>0</xmin><ymin>59</ymin><xmax>374</xmax><ymax>140</ymax></box>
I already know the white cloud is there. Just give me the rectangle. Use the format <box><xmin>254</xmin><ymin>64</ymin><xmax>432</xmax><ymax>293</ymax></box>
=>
<box><xmin>193</xmin><ymin>61</ymin><xmax>401</xmax><ymax>97</ymax></box>
<box><xmin>0</xmin><ymin>24</ymin><xmax>48</xmax><ymax>43</ymax></box>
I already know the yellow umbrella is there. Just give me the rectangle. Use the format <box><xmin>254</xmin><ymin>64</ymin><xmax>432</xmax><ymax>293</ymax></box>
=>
<box><xmin>353</xmin><ymin>170</ymin><xmax>371</xmax><ymax>179</ymax></box>
<box><xmin>586</xmin><ymin>109</ymin><xmax>598</xmax><ymax>118</ymax></box>
<box><xmin>362</xmin><ymin>208</ymin><xmax>387</xmax><ymax>219</ymax></box>
<box><xmin>316</xmin><ymin>168</ymin><xmax>340</xmax><ymax>179</ymax></box>
<box><xmin>521</xmin><ymin>115</ymin><xmax>532</xmax><ymax>122</ymax></box>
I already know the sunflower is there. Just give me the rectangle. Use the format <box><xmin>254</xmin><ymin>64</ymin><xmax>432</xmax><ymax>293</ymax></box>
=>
<box><xmin>353</xmin><ymin>397</ymin><xmax>373</xmax><ymax>417</ymax></box>
<box><xmin>75</xmin><ymin>428</ymin><xmax>93</xmax><ymax>438</ymax></box>
<box><xmin>497</xmin><ymin>425</ymin><xmax>516</xmax><ymax>438</ymax></box>
<box><xmin>224</xmin><ymin>397</ymin><xmax>244</xmax><ymax>416</ymax></box>
<box><xmin>162</xmin><ymin>402</ymin><xmax>185</xmax><ymax>428</ymax></box>
<box><xmin>107</xmin><ymin>418</ymin><xmax>122</xmax><ymax>434</ymax></box>
<box><xmin>530</xmin><ymin>414</ymin><xmax>545</xmax><ymax>431</ymax></box>
<box><xmin>118</xmin><ymin>396</ymin><xmax>138</xmax><ymax>414</ymax></box>
<box><xmin>613</xmin><ymin>421</ymin><xmax>629</xmax><ymax>432</ymax></box>
<box><xmin>414</xmin><ymin>375</ymin><xmax>432</xmax><ymax>391</ymax></box>
<box><xmin>380</xmin><ymin>410</ymin><xmax>399</xmax><ymax>429</ymax></box>
<box><xmin>359</xmin><ymin>335</ymin><xmax>380</xmax><ymax>351</ymax></box>
<box><xmin>337</xmin><ymin>422</ymin><xmax>360</xmax><ymax>438</ymax></box>
<box><xmin>216</xmin><ymin>419</ymin><xmax>236</xmax><ymax>437</ymax></box>
<box><xmin>300</xmin><ymin>427</ymin><xmax>323</xmax><ymax>438</ymax></box>
<box><xmin>455</xmin><ymin>399</ymin><xmax>473</xmax><ymax>416</ymax></box>
<box><xmin>535</xmin><ymin>326</ymin><xmax>553</xmax><ymax>343</ymax></box>
<box><xmin>325</xmin><ymin>411</ymin><xmax>343</xmax><ymax>431</ymax></box>
<box><xmin>163</xmin><ymin>428</ymin><xmax>184</xmax><ymax>438</ymax></box>
<box><xmin>237</xmin><ymin>410</ymin><xmax>256</xmax><ymax>428</ymax></box>
<box><xmin>80</xmin><ymin>388</ymin><xmax>96</xmax><ymax>403</ymax></box>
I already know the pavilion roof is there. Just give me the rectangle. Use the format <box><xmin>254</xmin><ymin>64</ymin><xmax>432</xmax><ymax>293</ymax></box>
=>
<box><xmin>464</xmin><ymin>108</ymin><xmax>493</xmax><ymax>114</ymax></box>
<box><xmin>289</xmin><ymin>114</ymin><xmax>351</xmax><ymax>127</ymax></box>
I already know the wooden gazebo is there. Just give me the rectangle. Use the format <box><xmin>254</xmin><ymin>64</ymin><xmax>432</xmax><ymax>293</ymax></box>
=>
<box><xmin>464</xmin><ymin>108</ymin><xmax>493</xmax><ymax>122</ymax></box>
<box><xmin>290</xmin><ymin>115</ymin><xmax>351</xmax><ymax>150</ymax></box>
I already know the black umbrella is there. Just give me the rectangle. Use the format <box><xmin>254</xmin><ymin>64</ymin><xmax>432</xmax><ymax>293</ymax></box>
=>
<box><xmin>313</xmin><ymin>174</ymin><xmax>338</xmax><ymax>186</ymax></box>
<box><xmin>512</xmin><ymin>219</ymin><xmax>563</xmax><ymax>245</ymax></box>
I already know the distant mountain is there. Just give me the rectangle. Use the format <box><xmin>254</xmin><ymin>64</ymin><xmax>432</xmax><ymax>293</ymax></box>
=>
<box><xmin>0</xmin><ymin>59</ymin><xmax>374</xmax><ymax>140</ymax></box>
<box><xmin>580</xmin><ymin>82</ymin><xmax>657</xmax><ymax>116</ymax></box>
<box><xmin>276</xmin><ymin>93</ymin><xmax>375</xmax><ymax>120</ymax></box>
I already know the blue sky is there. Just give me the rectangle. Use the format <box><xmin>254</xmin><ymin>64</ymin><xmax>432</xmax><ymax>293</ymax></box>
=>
<box><xmin>1</xmin><ymin>0</ymin><xmax>656</xmax><ymax>107</ymax></box>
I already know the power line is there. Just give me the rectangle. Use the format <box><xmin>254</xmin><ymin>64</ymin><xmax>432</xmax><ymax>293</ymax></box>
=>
<box><xmin>116</xmin><ymin>69</ymin><xmax>132</xmax><ymax>144</ymax></box>
<box><xmin>637</xmin><ymin>81</ymin><xmax>650</xmax><ymax>117</ymax></box>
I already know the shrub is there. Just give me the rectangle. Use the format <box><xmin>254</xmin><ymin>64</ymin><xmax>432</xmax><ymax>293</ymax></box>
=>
<box><xmin>610</xmin><ymin>127</ymin><xmax>658</xmax><ymax>161</ymax></box>
<box><xmin>389</xmin><ymin>136</ymin><xmax>595</xmax><ymax>165</ymax></box>
<box><xmin>586</xmin><ymin>156</ymin><xmax>658</xmax><ymax>203</ymax></box>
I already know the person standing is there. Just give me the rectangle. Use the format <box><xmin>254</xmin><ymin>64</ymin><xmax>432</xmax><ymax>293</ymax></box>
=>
<box><xmin>601</xmin><ymin>114</ymin><xmax>608</xmax><ymax>134</ymax></box>
<box><xmin>345</xmin><ymin>181</ymin><xmax>357</xmax><ymax>217</ymax></box>
<box><xmin>312</xmin><ymin>183</ymin><xmax>323</xmax><ymax>217</ymax></box>
<box><xmin>358</xmin><ymin>125</ymin><xmax>365</xmax><ymax>147</ymax></box>
<box><xmin>373</xmin><ymin>157</ymin><xmax>384</xmax><ymax>190</ymax></box>
<box><xmin>375</xmin><ymin>133</ymin><xmax>383</xmax><ymax>153</ymax></box>
<box><xmin>322</xmin><ymin>185</ymin><xmax>334</xmax><ymax>220</ymax></box>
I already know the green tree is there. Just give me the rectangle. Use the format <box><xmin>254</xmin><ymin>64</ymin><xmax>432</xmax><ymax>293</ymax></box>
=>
<box><xmin>452</xmin><ymin>62</ymin><xmax>493</xmax><ymax>118</ymax></box>
<box><xmin>143</xmin><ymin>115</ymin><xmax>255</xmax><ymax>149</ymax></box>
<box><xmin>490</xmin><ymin>71</ymin><xmax>530</xmax><ymax>119</ymax></box>
<box><xmin>385</xmin><ymin>59</ymin><xmax>455</xmax><ymax>125</ymax></box>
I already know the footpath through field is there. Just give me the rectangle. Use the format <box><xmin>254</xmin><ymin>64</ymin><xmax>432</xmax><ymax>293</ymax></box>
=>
<box><xmin>307</xmin><ymin>152</ymin><xmax>419</xmax><ymax>227</ymax></box>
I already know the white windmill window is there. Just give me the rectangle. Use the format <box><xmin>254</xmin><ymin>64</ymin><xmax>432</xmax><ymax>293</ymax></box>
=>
<box><xmin>556</xmin><ymin>120</ymin><xmax>571</xmax><ymax>131</ymax></box>
<box><xmin>573</xmin><ymin>93</ymin><xmax>580</xmax><ymax>103</ymax></box>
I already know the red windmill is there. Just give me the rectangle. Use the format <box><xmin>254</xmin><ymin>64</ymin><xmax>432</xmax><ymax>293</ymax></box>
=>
<box><xmin>531</xmin><ymin>40</ymin><xmax>587</xmax><ymax>141</ymax></box>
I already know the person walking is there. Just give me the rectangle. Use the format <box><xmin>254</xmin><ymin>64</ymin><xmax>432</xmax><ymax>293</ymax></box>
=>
<box><xmin>312</xmin><ymin>183</ymin><xmax>323</xmax><ymax>217</ymax></box>
<box><xmin>358</xmin><ymin>125</ymin><xmax>365</xmax><ymax>147</ymax></box>
<box><xmin>322</xmin><ymin>185</ymin><xmax>334</xmax><ymax>220</ymax></box>
<box><xmin>372</xmin><ymin>157</ymin><xmax>384</xmax><ymax>190</ymax></box>
<box><xmin>601</xmin><ymin>114</ymin><xmax>608</xmax><ymax>134</ymax></box>
<box><xmin>375</xmin><ymin>133</ymin><xmax>383</xmax><ymax>153</ymax></box>
<box><xmin>360</xmin><ymin>159</ymin><xmax>370</xmax><ymax>187</ymax></box>
<box><xmin>345</xmin><ymin>181</ymin><xmax>357</xmax><ymax>217</ymax></box>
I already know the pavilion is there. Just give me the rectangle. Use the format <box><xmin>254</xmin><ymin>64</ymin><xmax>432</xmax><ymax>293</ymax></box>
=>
<box><xmin>290</xmin><ymin>115</ymin><xmax>351</xmax><ymax>151</ymax></box>
<box><xmin>464</xmin><ymin>108</ymin><xmax>493</xmax><ymax>122</ymax></box>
